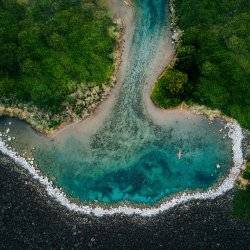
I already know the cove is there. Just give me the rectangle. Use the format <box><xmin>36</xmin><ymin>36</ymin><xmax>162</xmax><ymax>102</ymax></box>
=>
<box><xmin>0</xmin><ymin>0</ymin><xmax>244</xmax><ymax>212</ymax></box>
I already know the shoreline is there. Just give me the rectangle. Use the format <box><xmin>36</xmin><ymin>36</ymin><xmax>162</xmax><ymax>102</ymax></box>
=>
<box><xmin>0</xmin><ymin>117</ymin><xmax>244</xmax><ymax>216</ymax></box>
<box><xmin>1</xmin><ymin>153</ymin><xmax>249</xmax><ymax>248</ymax></box>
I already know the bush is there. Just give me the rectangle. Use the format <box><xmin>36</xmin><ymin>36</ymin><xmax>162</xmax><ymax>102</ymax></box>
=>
<box><xmin>151</xmin><ymin>69</ymin><xmax>187</xmax><ymax>108</ymax></box>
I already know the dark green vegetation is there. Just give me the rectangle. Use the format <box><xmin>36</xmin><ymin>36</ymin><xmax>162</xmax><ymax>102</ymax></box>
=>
<box><xmin>234</xmin><ymin>160</ymin><xmax>250</xmax><ymax>219</ymax></box>
<box><xmin>151</xmin><ymin>69</ymin><xmax>187</xmax><ymax>108</ymax></box>
<box><xmin>0</xmin><ymin>0</ymin><xmax>116</xmax><ymax>113</ymax></box>
<box><xmin>152</xmin><ymin>0</ymin><xmax>250</xmax><ymax>129</ymax></box>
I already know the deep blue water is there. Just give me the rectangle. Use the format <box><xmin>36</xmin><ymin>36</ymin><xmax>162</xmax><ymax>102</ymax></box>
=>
<box><xmin>0</xmin><ymin>0</ymin><xmax>233</xmax><ymax>205</ymax></box>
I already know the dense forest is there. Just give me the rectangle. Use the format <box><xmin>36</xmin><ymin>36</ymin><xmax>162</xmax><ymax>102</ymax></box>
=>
<box><xmin>152</xmin><ymin>0</ymin><xmax>250</xmax><ymax>129</ymax></box>
<box><xmin>0</xmin><ymin>0</ymin><xmax>116</xmax><ymax>113</ymax></box>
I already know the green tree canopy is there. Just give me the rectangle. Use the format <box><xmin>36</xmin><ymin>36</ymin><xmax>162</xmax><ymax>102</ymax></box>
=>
<box><xmin>0</xmin><ymin>0</ymin><xmax>116</xmax><ymax>113</ymax></box>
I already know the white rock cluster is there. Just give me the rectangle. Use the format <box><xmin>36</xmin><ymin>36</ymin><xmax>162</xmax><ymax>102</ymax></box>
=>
<box><xmin>169</xmin><ymin>0</ymin><xmax>183</xmax><ymax>45</ymax></box>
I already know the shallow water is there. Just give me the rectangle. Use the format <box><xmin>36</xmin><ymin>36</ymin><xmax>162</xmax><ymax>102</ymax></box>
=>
<box><xmin>0</xmin><ymin>0</ymin><xmax>233</xmax><ymax>205</ymax></box>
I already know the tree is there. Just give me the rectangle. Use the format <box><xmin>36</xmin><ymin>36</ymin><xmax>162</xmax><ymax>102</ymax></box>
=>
<box><xmin>161</xmin><ymin>70</ymin><xmax>188</xmax><ymax>97</ymax></box>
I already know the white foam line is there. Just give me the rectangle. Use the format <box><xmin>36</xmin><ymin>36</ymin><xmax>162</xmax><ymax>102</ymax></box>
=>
<box><xmin>0</xmin><ymin>121</ymin><xmax>244</xmax><ymax>217</ymax></box>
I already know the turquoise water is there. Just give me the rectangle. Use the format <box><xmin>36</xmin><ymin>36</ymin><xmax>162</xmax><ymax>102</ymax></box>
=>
<box><xmin>0</xmin><ymin>0</ymin><xmax>233</xmax><ymax>205</ymax></box>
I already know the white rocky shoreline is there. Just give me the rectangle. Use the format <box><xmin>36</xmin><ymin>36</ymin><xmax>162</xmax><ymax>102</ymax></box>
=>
<box><xmin>0</xmin><ymin>115</ymin><xmax>244</xmax><ymax>216</ymax></box>
<box><xmin>169</xmin><ymin>0</ymin><xmax>182</xmax><ymax>46</ymax></box>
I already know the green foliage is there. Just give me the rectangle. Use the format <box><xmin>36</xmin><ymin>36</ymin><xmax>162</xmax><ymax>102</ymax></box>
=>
<box><xmin>233</xmin><ymin>161</ymin><xmax>250</xmax><ymax>219</ymax></box>
<box><xmin>234</xmin><ymin>186</ymin><xmax>250</xmax><ymax>219</ymax></box>
<box><xmin>152</xmin><ymin>0</ymin><xmax>250</xmax><ymax>129</ymax></box>
<box><xmin>243</xmin><ymin>161</ymin><xmax>250</xmax><ymax>180</ymax></box>
<box><xmin>151</xmin><ymin>69</ymin><xmax>187</xmax><ymax>108</ymax></box>
<box><xmin>0</xmin><ymin>0</ymin><xmax>116</xmax><ymax>112</ymax></box>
